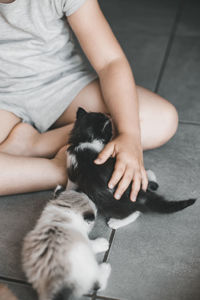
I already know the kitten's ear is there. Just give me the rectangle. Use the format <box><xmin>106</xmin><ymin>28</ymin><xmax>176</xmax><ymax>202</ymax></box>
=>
<box><xmin>76</xmin><ymin>107</ymin><xmax>87</xmax><ymax>120</ymax></box>
<box><xmin>102</xmin><ymin>119</ymin><xmax>113</xmax><ymax>142</ymax></box>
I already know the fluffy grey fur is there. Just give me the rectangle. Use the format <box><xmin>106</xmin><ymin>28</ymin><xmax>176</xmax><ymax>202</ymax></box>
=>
<box><xmin>22</xmin><ymin>190</ymin><xmax>111</xmax><ymax>300</ymax></box>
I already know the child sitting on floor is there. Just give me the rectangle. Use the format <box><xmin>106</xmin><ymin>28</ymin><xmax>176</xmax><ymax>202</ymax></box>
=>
<box><xmin>0</xmin><ymin>0</ymin><xmax>178</xmax><ymax>197</ymax></box>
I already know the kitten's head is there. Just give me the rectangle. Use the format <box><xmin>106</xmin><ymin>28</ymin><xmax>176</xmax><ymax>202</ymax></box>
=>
<box><xmin>68</xmin><ymin>107</ymin><xmax>113</xmax><ymax>146</ymax></box>
<box><xmin>53</xmin><ymin>190</ymin><xmax>97</xmax><ymax>233</ymax></box>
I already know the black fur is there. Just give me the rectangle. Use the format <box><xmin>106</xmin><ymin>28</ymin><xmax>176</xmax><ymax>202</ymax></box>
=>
<box><xmin>67</xmin><ymin>107</ymin><xmax>196</xmax><ymax>220</ymax></box>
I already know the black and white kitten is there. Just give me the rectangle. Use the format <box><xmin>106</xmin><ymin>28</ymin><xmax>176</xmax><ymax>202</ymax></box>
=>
<box><xmin>22</xmin><ymin>189</ymin><xmax>111</xmax><ymax>300</ymax></box>
<box><xmin>67</xmin><ymin>107</ymin><xmax>196</xmax><ymax>229</ymax></box>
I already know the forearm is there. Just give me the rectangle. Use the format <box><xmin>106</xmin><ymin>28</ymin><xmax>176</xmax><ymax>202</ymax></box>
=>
<box><xmin>98</xmin><ymin>58</ymin><xmax>141</xmax><ymax>142</ymax></box>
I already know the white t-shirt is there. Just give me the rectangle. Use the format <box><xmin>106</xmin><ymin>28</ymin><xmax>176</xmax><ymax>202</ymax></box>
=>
<box><xmin>0</xmin><ymin>0</ymin><xmax>97</xmax><ymax>132</ymax></box>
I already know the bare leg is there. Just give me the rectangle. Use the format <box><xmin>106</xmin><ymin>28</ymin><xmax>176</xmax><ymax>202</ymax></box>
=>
<box><xmin>0</xmin><ymin>147</ymin><xmax>67</xmax><ymax>195</ymax></box>
<box><xmin>0</xmin><ymin>284</ymin><xmax>18</xmax><ymax>300</ymax></box>
<box><xmin>0</xmin><ymin>78</ymin><xmax>178</xmax><ymax>195</ymax></box>
<box><xmin>0</xmin><ymin>110</ymin><xmax>21</xmax><ymax>143</ymax></box>
<box><xmin>0</xmin><ymin>122</ymin><xmax>73</xmax><ymax>158</ymax></box>
<box><xmin>52</xmin><ymin>79</ymin><xmax>179</xmax><ymax>150</ymax></box>
<box><xmin>0</xmin><ymin>110</ymin><xmax>67</xmax><ymax>195</ymax></box>
<box><xmin>0</xmin><ymin>80</ymin><xmax>178</xmax><ymax>158</ymax></box>
<box><xmin>137</xmin><ymin>86</ymin><xmax>179</xmax><ymax>149</ymax></box>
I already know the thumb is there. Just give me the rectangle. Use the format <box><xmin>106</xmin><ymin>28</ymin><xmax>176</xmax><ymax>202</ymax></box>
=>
<box><xmin>94</xmin><ymin>143</ymin><xmax>114</xmax><ymax>164</ymax></box>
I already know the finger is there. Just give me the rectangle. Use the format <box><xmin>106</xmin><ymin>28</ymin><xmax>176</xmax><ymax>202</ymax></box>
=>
<box><xmin>141</xmin><ymin>168</ymin><xmax>148</xmax><ymax>191</ymax></box>
<box><xmin>108</xmin><ymin>161</ymin><xmax>126</xmax><ymax>193</ymax></box>
<box><xmin>94</xmin><ymin>143</ymin><xmax>114</xmax><ymax>164</ymax></box>
<box><xmin>130</xmin><ymin>173</ymin><xmax>142</xmax><ymax>202</ymax></box>
<box><xmin>114</xmin><ymin>168</ymin><xmax>133</xmax><ymax>200</ymax></box>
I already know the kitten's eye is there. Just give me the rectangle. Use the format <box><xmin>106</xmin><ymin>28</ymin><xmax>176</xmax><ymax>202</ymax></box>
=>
<box><xmin>83</xmin><ymin>211</ymin><xmax>95</xmax><ymax>222</ymax></box>
<box><xmin>87</xmin><ymin>127</ymin><xmax>94</xmax><ymax>137</ymax></box>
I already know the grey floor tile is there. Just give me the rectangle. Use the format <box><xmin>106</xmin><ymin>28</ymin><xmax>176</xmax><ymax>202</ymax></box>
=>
<box><xmin>0</xmin><ymin>190</ymin><xmax>111</xmax><ymax>281</ymax></box>
<box><xmin>100</xmin><ymin>0</ymin><xmax>179</xmax><ymax>35</ymax></box>
<box><xmin>157</xmin><ymin>0</ymin><xmax>200</xmax><ymax>123</ymax></box>
<box><xmin>0</xmin><ymin>191</ymin><xmax>52</xmax><ymax>281</ymax></box>
<box><xmin>0</xmin><ymin>280</ymin><xmax>90</xmax><ymax>300</ymax></box>
<box><xmin>119</xmin><ymin>34</ymin><xmax>171</xmax><ymax>91</ymax></box>
<box><xmin>158</xmin><ymin>36</ymin><xmax>200</xmax><ymax>123</ymax></box>
<box><xmin>98</xmin><ymin>0</ymin><xmax>180</xmax><ymax>90</ymax></box>
<box><xmin>98</xmin><ymin>124</ymin><xmax>200</xmax><ymax>300</ymax></box>
<box><xmin>176</xmin><ymin>0</ymin><xmax>200</xmax><ymax>37</ymax></box>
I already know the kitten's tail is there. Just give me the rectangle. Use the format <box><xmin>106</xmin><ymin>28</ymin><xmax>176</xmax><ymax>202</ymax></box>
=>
<box><xmin>140</xmin><ymin>191</ymin><xmax>196</xmax><ymax>213</ymax></box>
<box><xmin>52</xmin><ymin>286</ymin><xmax>73</xmax><ymax>300</ymax></box>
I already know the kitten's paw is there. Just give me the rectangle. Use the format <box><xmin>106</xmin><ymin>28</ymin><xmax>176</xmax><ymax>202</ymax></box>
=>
<box><xmin>146</xmin><ymin>169</ymin><xmax>157</xmax><ymax>182</ymax></box>
<box><xmin>107</xmin><ymin>218</ymin><xmax>122</xmax><ymax>230</ymax></box>
<box><xmin>98</xmin><ymin>263</ymin><xmax>111</xmax><ymax>291</ymax></box>
<box><xmin>96</xmin><ymin>238</ymin><xmax>109</xmax><ymax>252</ymax></box>
<box><xmin>148</xmin><ymin>181</ymin><xmax>159</xmax><ymax>191</ymax></box>
<box><xmin>108</xmin><ymin>211</ymin><xmax>140</xmax><ymax>229</ymax></box>
<box><xmin>146</xmin><ymin>169</ymin><xmax>159</xmax><ymax>191</ymax></box>
<box><xmin>91</xmin><ymin>238</ymin><xmax>109</xmax><ymax>253</ymax></box>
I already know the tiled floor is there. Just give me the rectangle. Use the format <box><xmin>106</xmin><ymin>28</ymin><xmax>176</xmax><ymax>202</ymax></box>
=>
<box><xmin>0</xmin><ymin>0</ymin><xmax>199</xmax><ymax>299</ymax></box>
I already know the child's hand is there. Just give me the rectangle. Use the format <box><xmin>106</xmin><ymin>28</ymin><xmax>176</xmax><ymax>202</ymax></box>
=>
<box><xmin>94</xmin><ymin>133</ymin><xmax>148</xmax><ymax>201</ymax></box>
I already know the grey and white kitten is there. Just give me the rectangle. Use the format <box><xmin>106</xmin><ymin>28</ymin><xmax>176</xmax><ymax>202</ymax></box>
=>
<box><xmin>22</xmin><ymin>189</ymin><xmax>111</xmax><ymax>300</ymax></box>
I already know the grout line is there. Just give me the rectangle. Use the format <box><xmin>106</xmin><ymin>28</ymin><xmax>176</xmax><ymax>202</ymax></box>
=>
<box><xmin>84</xmin><ymin>293</ymin><xmax>95</xmax><ymax>299</ymax></box>
<box><xmin>103</xmin><ymin>229</ymin><xmax>116</xmax><ymax>262</ymax></box>
<box><xmin>154</xmin><ymin>0</ymin><xmax>184</xmax><ymax>93</ymax></box>
<box><xmin>96</xmin><ymin>296</ymin><xmax>121</xmax><ymax>300</ymax></box>
<box><xmin>0</xmin><ymin>276</ymin><xmax>30</xmax><ymax>287</ymax></box>
<box><xmin>179</xmin><ymin>120</ymin><xmax>200</xmax><ymax>126</ymax></box>
<box><xmin>0</xmin><ymin>279</ymin><xmax>121</xmax><ymax>300</ymax></box>
<box><xmin>92</xmin><ymin>295</ymin><xmax>121</xmax><ymax>300</ymax></box>
<box><xmin>93</xmin><ymin>230</ymin><xmax>116</xmax><ymax>300</ymax></box>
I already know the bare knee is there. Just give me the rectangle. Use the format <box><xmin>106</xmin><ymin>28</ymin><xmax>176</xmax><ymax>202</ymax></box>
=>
<box><xmin>152</xmin><ymin>102</ymin><xmax>179</xmax><ymax>149</ymax></box>
<box><xmin>0</xmin><ymin>122</ymin><xmax>41</xmax><ymax>157</ymax></box>
<box><xmin>150</xmin><ymin>102</ymin><xmax>179</xmax><ymax>149</ymax></box>
<box><xmin>161</xmin><ymin>102</ymin><xmax>179</xmax><ymax>144</ymax></box>
<box><xmin>0</xmin><ymin>110</ymin><xmax>21</xmax><ymax>144</ymax></box>
<box><xmin>140</xmin><ymin>98</ymin><xmax>179</xmax><ymax>150</ymax></box>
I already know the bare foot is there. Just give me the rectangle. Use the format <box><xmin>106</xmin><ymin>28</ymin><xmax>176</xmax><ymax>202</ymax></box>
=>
<box><xmin>52</xmin><ymin>145</ymin><xmax>68</xmax><ymax>186</ymax></box>
<box><xmin>0</xmin><ymin>122</ymin><xmax>40</xmax><ymax>157</ymax></box>
<box><xmin>0</xmin><ymin>284</ymin><xmax>18</xmax><ymax>300</ymax></box>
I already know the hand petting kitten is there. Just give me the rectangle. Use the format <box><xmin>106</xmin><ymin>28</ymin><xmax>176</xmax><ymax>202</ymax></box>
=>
<box><xmin>94</xmin><ymin>132</ymin><xmax>148</xmax><ymax>201</ymax></box>
<box><xmin>67</xmin><ymin>108</ymin><xmax>196</xmax><ymax>228</ymax></box>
